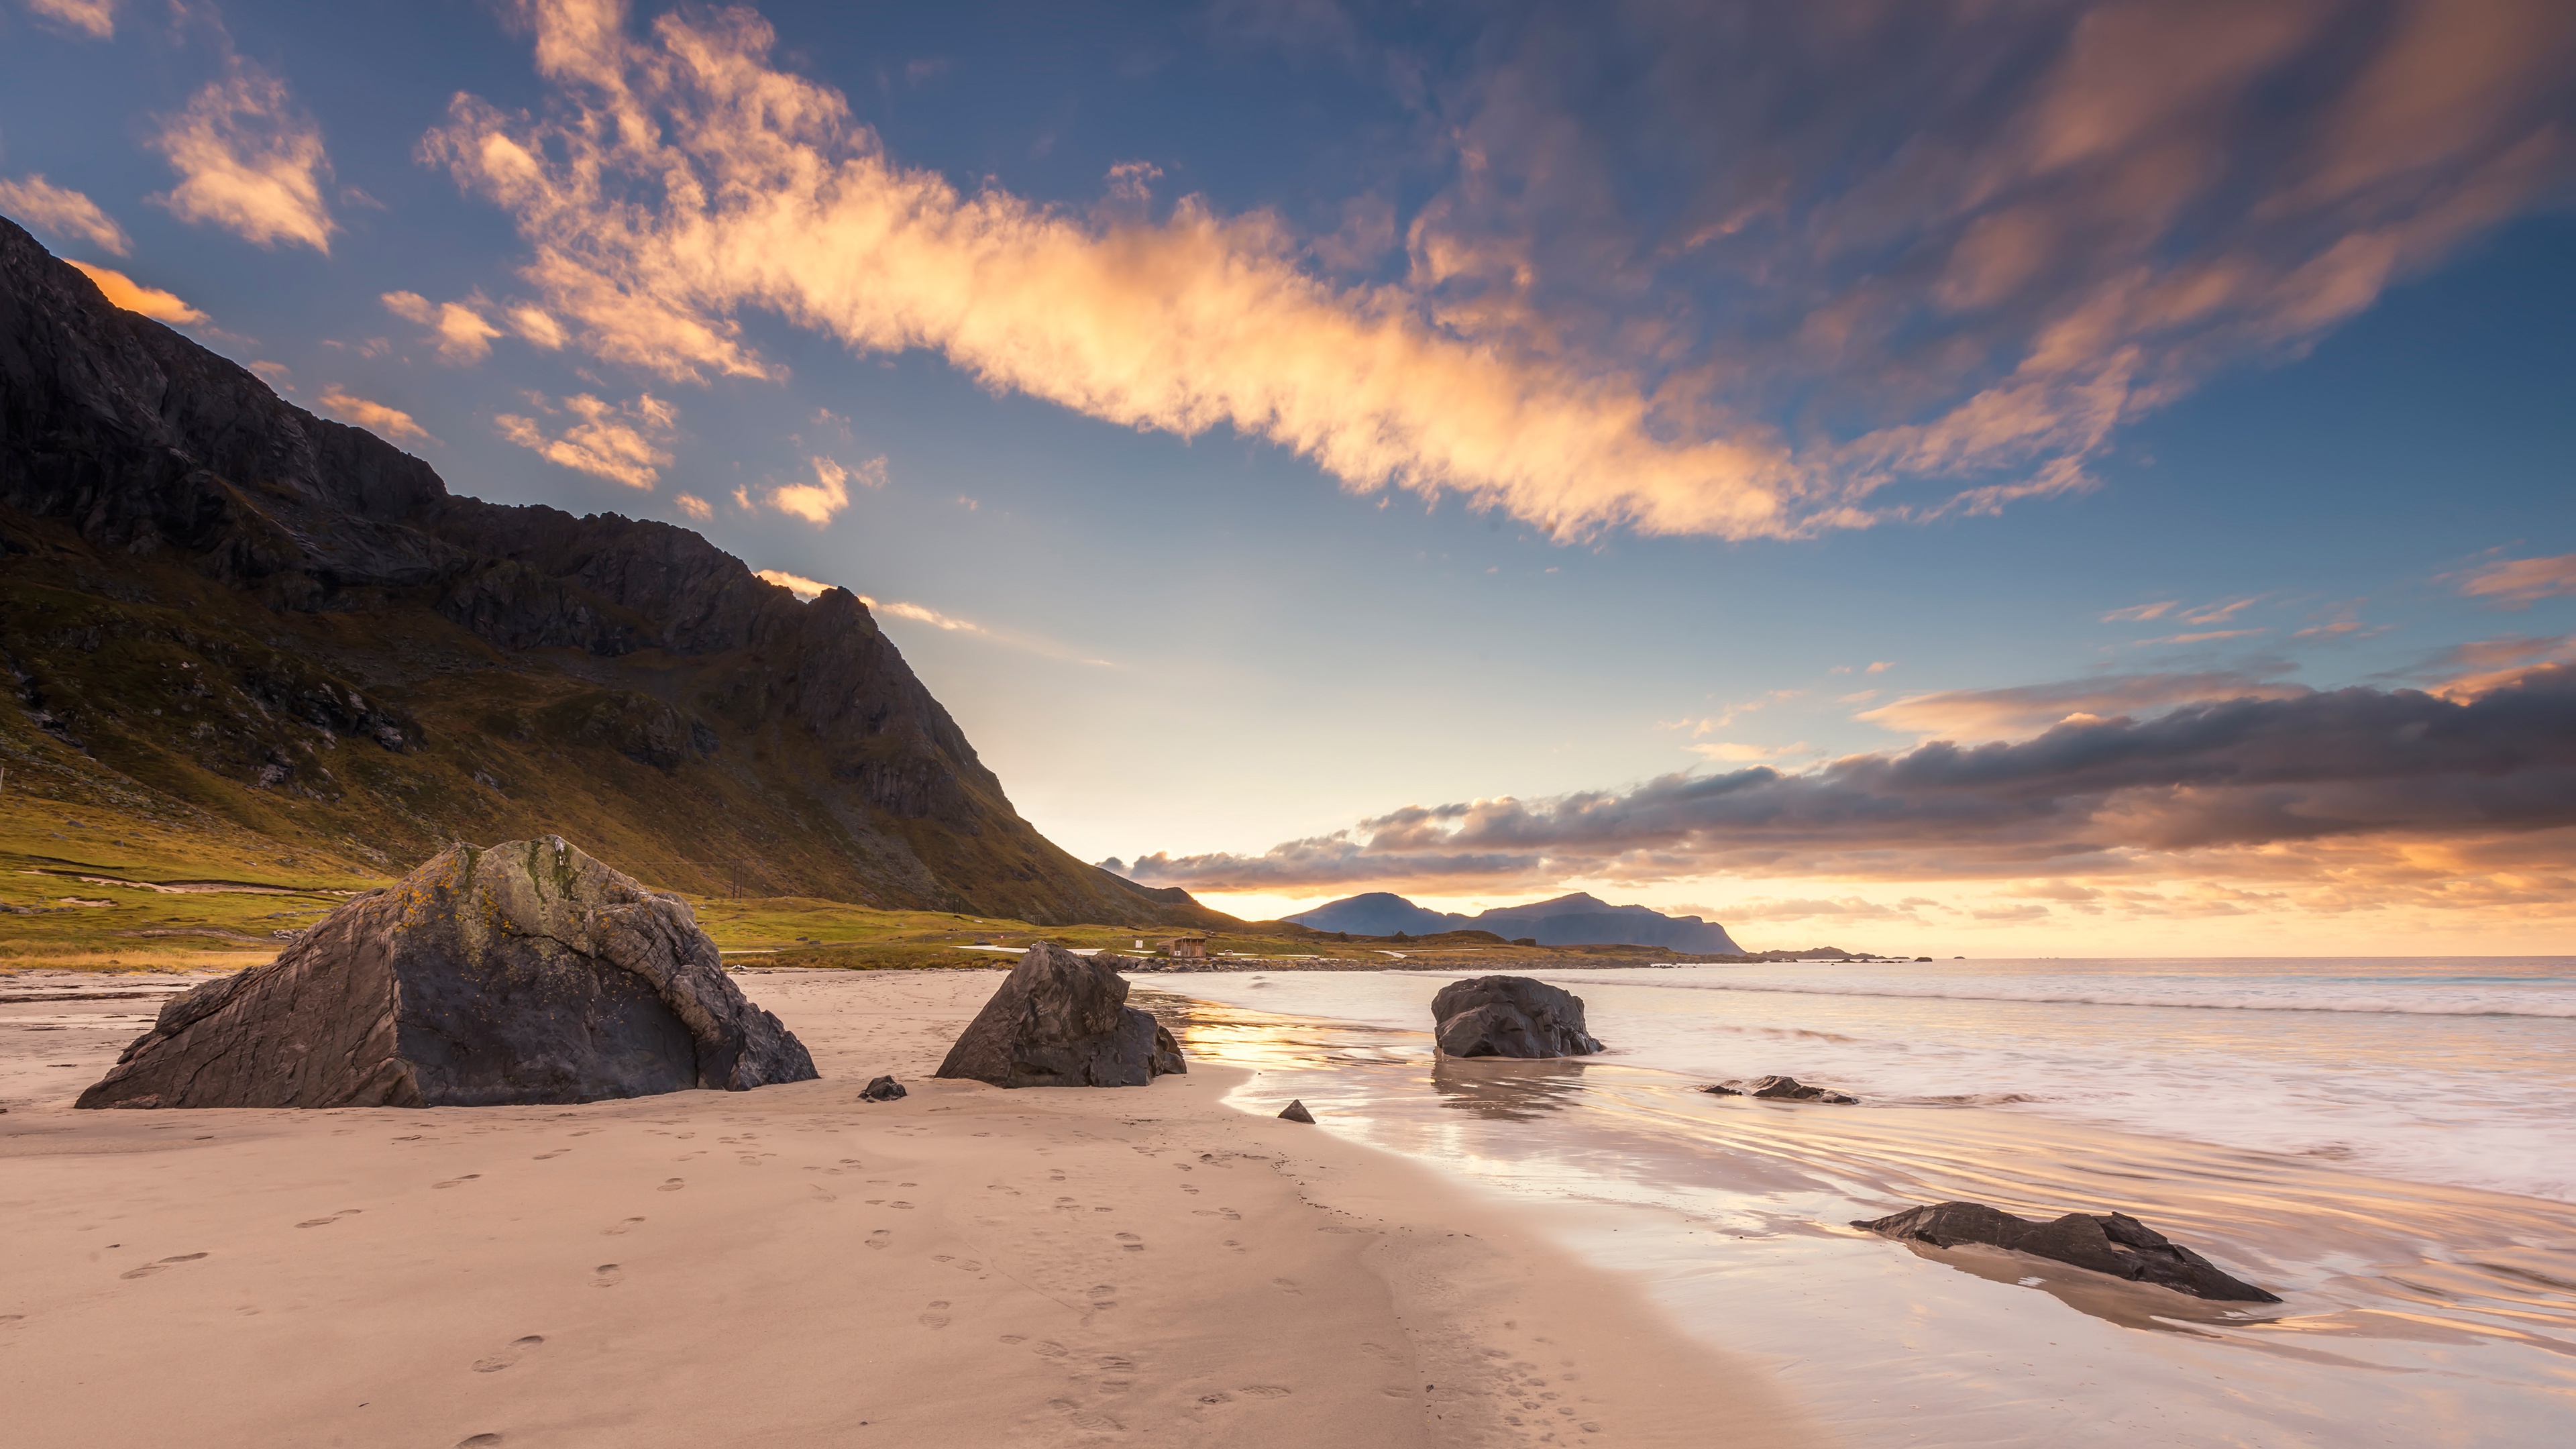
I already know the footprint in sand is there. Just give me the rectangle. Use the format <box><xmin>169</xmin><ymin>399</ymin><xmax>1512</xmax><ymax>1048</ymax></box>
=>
<box><xmin>1238</xmin><ymin>1385</ymin><xmax>1292</xmax><ymax>1398</ymax></box>
<box><xmin>1272</xmin><ymin>1278</ymin><xmax>1301</xmax><ymax>1294</ymax></box>
<box><xmin>998</xmin><ymin>1334</ymin><xmax>1027</xmax><ymax>1345</ymax></box>
<box><xmin>470</xmin><ymin>1336</ymin><xmax>545</xmax><ymax>1373</ymax></box>
<box><xmin>297</xmin><ymin>1209</ymin><xmax>363</xmax><ymax>1228</ymax></box>
<box><xmin>456</xmin><ymin>1436</ymin><xmax>504</xmax><ymax>1448</ymax></box>
<box><xmin>1087</xmin><ymin>1285</ymin><xmax>1116</xmax><ymax>1301</ymax></box>
<box><xmin>657</xmin><ymin>1178</ymin><xmax>686</xmax><ymax>1192</ymax></box>
<box><xmin>433</xmin><ymin>1175</ymin><xmax>482</xmax><ymax>1189</ymax></box>
<box><xmin>865</xmin><ymin>1230</ymin><xmax>890</xmax><ymax>1250</ymax></box>
<box><xmin>533</xmin><ymin>1150</ymin><xmax>569</xmax><ymax>1161</ymax></box>
<box><xmin>918</xmin><ymin>1301</ymin><xmax>951</xmax><ymax>1329</ymax></box>
<box><xmin>1199</xmin><ymin>1392</ymin><xmax>1236</xmax><ymax>1405</ymax></box>
<box><xmin>1097</xmin><ymin>1355</ymin><xmax>1135</xmax><ymax>1371</ymax></box>
<box><xmin>1115</xmin><ymin>1233</ymin><xmax>1145</xmax><ymax>1252</ymax></box>
<box><xmin>1068</xmin><ymin>1411</ymin><xmax>1122</xmax><ymax>1432</ymax></box>
<box><xmin>118</xmin><ymin>1252</ymin><xmax>209</xmax><ymax>1281</ymax></box>
<box><xmin>606</xmin><ymin>1218</ymin><xmax>645</xmax><ymax>1235</ymax></box>
<box><xmin>1222</xmin><ymin>1240</ymin><xmax>1246</xmax><ymax>1253</ymax></box>
<box><xmin>1031</xmin><ymin>1340</ymin><xmax>1068</xmax><ymax>1357</ymax></box>
<box><xmin>591</xmin><ymin>1264</ymin><xmax>624</xmax><ymax>1288</ymax></box>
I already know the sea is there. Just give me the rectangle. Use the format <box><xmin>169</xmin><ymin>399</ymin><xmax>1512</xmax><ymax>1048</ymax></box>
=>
<box><xmin>1140</xmin><ymin>957</ymin><xmax>2576</xmax><ymax>1447</ymax></box>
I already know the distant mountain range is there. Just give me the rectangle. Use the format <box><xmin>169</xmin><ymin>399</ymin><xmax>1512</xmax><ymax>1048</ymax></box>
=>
<box><xmin>1286</xmin><ymin>891</ymin><xmax>1744</xmax><ymax>953</ymax></box>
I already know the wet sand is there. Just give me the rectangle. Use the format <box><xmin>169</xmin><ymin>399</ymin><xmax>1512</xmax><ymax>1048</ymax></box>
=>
<box><xmin>0</xmin><ymin>969</ymin><xmax>1817</xmax><ymax>1448</ymax></box>
<box><xmin>1159</xmin><ymin>978</ymin><xmax>2576</xmax><ymax>1448</ymax></box>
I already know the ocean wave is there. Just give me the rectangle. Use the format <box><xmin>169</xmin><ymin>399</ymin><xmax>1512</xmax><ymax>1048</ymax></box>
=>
<box><xmin>1615</xmin><ymin>975</ymin><xmax>2576</xmax><ymax>1018</ymax></box>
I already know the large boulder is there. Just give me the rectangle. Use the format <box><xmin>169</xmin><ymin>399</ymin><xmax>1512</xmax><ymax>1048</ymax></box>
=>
<box><xmin>1854</xmin><ymin>1201</ymin><xmax>2280</xmax><ymax>1303</ymax></box>
<box><xmin>935</xmin><ymin>943</ymin><xmax>1185</xmax><ymax>1087</ymax></box>
<box><xmin>1431</xmin><ymin>975</ymin><xmax>1603</xmax><ymax>1059</ymax></box>
<box><xmin>77</xmin><ymin>837</ymin><xmax>816</xmax><ymax>1108</ymax></box>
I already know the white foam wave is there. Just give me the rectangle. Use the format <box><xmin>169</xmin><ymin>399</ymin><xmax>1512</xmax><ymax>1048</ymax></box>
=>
<box><xmin>1622</xmin><ymin>975</ymin><xmax>2576</xmax><ymax>1018</ymax></box>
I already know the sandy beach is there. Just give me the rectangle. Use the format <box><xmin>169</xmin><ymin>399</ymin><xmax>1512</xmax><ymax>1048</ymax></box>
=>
<box><xmin>1</xmin><ymin>968</ymin><xmax>1817</xmax><ymax>1448</ymax></box>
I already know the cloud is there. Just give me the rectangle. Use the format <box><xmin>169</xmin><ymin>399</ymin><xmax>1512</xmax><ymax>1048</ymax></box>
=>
<box><xmin>755</xmin><ymin>568</ymin><xmax>830</xmax><ymax>600</ymax></box>
<box><xmin>1688</xmin><ymin>740</ymin><xmax>1812</xmax><ymax>763</ymax></box>
<box><xmin>494</xmin><ymin>392</ymin><xmax>676</xmax><ymax>488</ymax></box>
<box><xmin>1118</xmin><ymin>666</ymin><xmax>2576</xmax><ymax>904</ymax></box>
<box><xmin>2457</xmin><ymin>553</ymin><xmax>2576</xmax><ymax>609</ymax></box>
<box><xmin>25</xmin><ymin>0</ymin><xmax>117</xmax><ymax>40</ymax></box>
<box><xmin>382</xmin><ymin>290</ymin><xmax>503</xmax><ymax>363</ymax></box>
<box><xmin>1703</xmin><ymin>895</ymin><xmax>1935</xmax><ymax>924</ymax></box>
<box><xmin>508</xmin><ymin>305</ymin><xmax>568</xmax><ymax>349</ymax></box>
<box><xmin>411</xmin><ymin>2</ymin><xmax>2572</xmax><ymax>543</ymax></box>
<box><xmin>674</xmin><ymin>492</ymin><xmax>712</xmax><ymax>521</ymax></box>
<box><xmin>65</xmin><ymin>260</ymin><xmax>207</xmax><ymax>324</ymax></box>
<box><xmin>1858</xmin><ymin>669</ymin><xmax>2309</xmax><ymax>739</ymax></box>
<box><xmin>2133</xmin><ymin>628</ymin><xmax>2267</xmax><ymax>646</ymax></box>
<box><xmin>0</xmin><ymin>174</ymin><xmax>131</xmax><ymax>254</ymax></box>
<box><xmin>2102</xmin><ymin>601</ymin><xmax>2180</xmax><ymax>623</ymax></box>
<box><xmin>315</xmin><ymin>385</ymin><xmax>433</xmax><ymax>444</ymax></box>
<box><xmin>765</xmin><ymin>455</ymin><xmax>884</xmax><ymax>526</ymax></box>
<box><xmin>150</xmin><ymin>61</ymin><xmax>336</xmax><ymax>252</ymax></box>
<box><xmin>2424</xmin><ymin>633</ymin><xmax>2575</xmax><ymax>698</ymax></box>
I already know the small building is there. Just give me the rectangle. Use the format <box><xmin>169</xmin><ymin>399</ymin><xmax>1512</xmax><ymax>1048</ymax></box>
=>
<box><xmin>1162</xmin><ymin>934</ymin><xmax>1209</xmax><ymax>959</ymax></box>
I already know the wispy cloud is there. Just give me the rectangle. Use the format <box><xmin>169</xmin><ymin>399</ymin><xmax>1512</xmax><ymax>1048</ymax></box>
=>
<box><xmin>66</xmin><ymin>260</ymin><xmax>205</xmax><ymax>323</ymax></box>
<box><xmin>381</xmin><ymin>290</ymin><xmax>502</xmax><ymax>363</ymax></box>
<box><xmin>2134</xmin><ymin>627</ymin><xmax>2267</xmax><ymax>647</ymax></box>
<box><xmin>315</xmin><ymin>385</ymin><xmax>433</xmax><ymax>444</ymax></box>
<box><xmin>495</xmin><ymin>392</ymin><xmax>676</xmax><ymax>488</ymax></box>
<box><xmin>674</xmin><ymin>492</ymin><xmax>713</xmax><ymax>521</ymax></box>
<box><xmin>25</xmin><ymin>0</ymin><xmax>117</xmax><ymax>40</ymax></box>
<box><xmin>2456</xmin><ymin>553</ymin><xmax>2576</xmax><ymax>609</ymax></box>
<box><xmin>1858</xmin><ymin>669</ymin><xmax>2306</xmax><ymax>739</ymax></box>
<box><xmin>150</xmin><ymin>60</ymin><xmax>335</xmax><ymax>252</ymax></box>
<box><xmin>753</xmin><ymin>568</ymin><xmax>1102</xmax><ymax>661</ymax></box>
<box><xmin>765</xmin><ymin>455</ymin><xmax>884</xmax><ymax>527</ymax></box>
<box><xmin>2102</xmin><ymin>601</ymin><xmax>2180</xmax><ymax>623</ymax></box>
<box><xmin>0</xmin><ymin>174</ymin><xmax>130</xmax><ymax>255</ymax></box>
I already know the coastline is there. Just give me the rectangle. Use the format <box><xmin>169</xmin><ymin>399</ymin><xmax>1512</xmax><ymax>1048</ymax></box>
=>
<box><xmin>0</xmin><ymin>967</ymin><xmax>1819</xmax><ymax>1448</ymax></box>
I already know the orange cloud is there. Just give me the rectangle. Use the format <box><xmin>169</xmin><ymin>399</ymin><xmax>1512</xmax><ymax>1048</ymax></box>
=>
<box><xmin>25</xmin><ymin>0</ymin><xmax>117</xmax><ymax>40</ymax></box>
<box><xmin>0</xmin><ymin>175</ymin><xmax>131</xmax><ymax>255</ymax></box>
<box><xmin>494</xmin><ymin>392</ymin><xmax>676</xmax><ymax>488</ymax></box>
<box><xmin>66</xmin><ymin>260</ymin><xmax>205</xmax><ymax>324</ymax></box>
<box><xmin>755</xmin><ymin>568</ymin><xmax>830</xmax><ymax>600</ymax></box>
<box><xmin>1859</xmin><ymin>670</ymin><xmax>2306</xmax><ymax>739</ymax></box>
<box><xmin>765</xmin><ymin>455</ymin><xmax>883</xmax><ymax>527</ymax></box>
<box><xmin>150</xmin><ymin>62</ymin><xmax>336</xmax><ymax>252</ymax></box>
<box><xmin>425</xmin><ymin>1</ymin><xmax>2575</xmax><ymax>543</ymax></box>
<box><xmin>382</xmin><ymin>290</ymin><xmax>502</xmax><ymax>364</ymax></box>
<box><xmin>2457</xmin><ymin>553</ymin><xmax>2576</xmax><ymax>609</ymax></box>
<box><xmin>314</xmin><ymin>385</ymin><xmax>433</xmax><ymax>444</ymax></box>
<box><xmin>674</xmin><ymin>492</ymin><xmax>713</xmax><ymax>521</ymax></box>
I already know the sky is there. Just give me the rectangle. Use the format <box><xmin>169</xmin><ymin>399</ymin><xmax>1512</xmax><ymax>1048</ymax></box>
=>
<box><xmin>3</xmin><ymin>0</ymin><xmax>2573</xmax><ymax>954</ymax></box>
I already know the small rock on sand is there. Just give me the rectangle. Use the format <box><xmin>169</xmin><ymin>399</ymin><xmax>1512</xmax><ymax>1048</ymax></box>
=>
<box><xmin>859</xmin><ymin>1075</ymin><xmax>907</xmax><ymax>1102</ymax></box>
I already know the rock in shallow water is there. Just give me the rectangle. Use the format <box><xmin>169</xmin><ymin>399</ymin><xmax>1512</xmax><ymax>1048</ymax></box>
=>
<box><xmin>77</xmin><ymin>837</ymin><xmax>817</xmax><ymax>1109</ymax></box>
<box><xmin>934</xmin><ymin>943</ymin><xmax>1185</xmax><ymax>1087</ymax></box>
<box><xmin>1431</xmin><ymin>975</ymin><xmax>1603</xmax><ymax>1059</ymax></box>
<box><xmin>1705</xmin><ymin>1075</ymin><xmax>1858</xmax><ymax>1103</ymax></box>
<box><xmin>1279</xmin><ymin>1099</ymin><xmax>1316</xmax><ymax>1123</ymax></box>
<box><xmin>1854</xmin><ymin>1200</ymin><xmax>2281</xmax><ymax>1303</ymax></box>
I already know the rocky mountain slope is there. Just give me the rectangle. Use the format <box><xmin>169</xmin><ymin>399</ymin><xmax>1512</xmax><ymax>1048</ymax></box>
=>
<box><xmin>1286</xmin><ymin>890</ymin><xmax>1744</xmax><ymax>952</ymax></box>
<box><xmin>0</xmin><ymin>216</ymin><xmax>1222</xmax><ymax>927</ymax></box>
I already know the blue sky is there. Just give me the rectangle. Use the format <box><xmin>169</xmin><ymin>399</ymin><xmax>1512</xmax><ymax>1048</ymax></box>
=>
<box><xmin>4</xmin><ymin>0</ymin><xmax>2573</xmax><ymax>951</ymax></box>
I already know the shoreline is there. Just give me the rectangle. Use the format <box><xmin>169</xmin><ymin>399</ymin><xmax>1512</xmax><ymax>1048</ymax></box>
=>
<box><xmin>1</xmin><ymin>967</ymin><xmax>1819</xmax><ymax>1448</ymax></box>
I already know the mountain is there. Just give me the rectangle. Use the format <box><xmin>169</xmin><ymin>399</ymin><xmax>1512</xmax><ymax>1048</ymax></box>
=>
<box><xmin>1286</xmin><ymin>890</ymin><xmax>1743</xmax><ymax>953</ymax></box>
<box><xmin>0</xmin><ymin>215</ymin><xmax>1225</xmax><ymax>928</ymax></box>
<box><xmin>1277</xmin><ymin>891</ymin><xmax>1462</xmax><ymax>936</ymax></box>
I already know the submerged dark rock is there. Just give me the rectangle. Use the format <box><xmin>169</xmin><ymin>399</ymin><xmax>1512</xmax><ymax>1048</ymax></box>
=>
<box><xmin>1430</xmin><ymin>975</ymin><xmax>1603</xmax><ymax>1059</ymax></box>
<box><xmin>1705</xmin><ymin>1075</ymin><xmax>1858</xmax><ymax>1103</ymax></box>
<box><xmin>1853</xmin><ymin>1200</ymin><xmax>2281</xmax><ymax>1303</ymax></box>
<box><xmin>77</xmin><ymin>837</ymin><xmax>817</xmax><ymax>1109</ymax></box>
<box><xmin>934</xmin><ymin>943</ymin><xmax>1185</xmax><ymax>1087</ymax></box>
<box><xmin>1279</xmin><ymin>1099</ymin><xmax>1316</xmax><ymax>1124</ymax></box>
<box><xmin>859</xmin><ymin>1075</ymin><xmax>907</xmax><ymax>1102</ymax></box>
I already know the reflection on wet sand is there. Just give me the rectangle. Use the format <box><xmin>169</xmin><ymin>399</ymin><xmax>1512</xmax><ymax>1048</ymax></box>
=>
<box><xmin>1430</xmin><ymin>1055</ymin><xmax>1593</xmax><ymax>1120</ymax></box>
<box><xmin>1141</xmin><ymin>983</ymin><xmax>2576</xmax><ymax>1448</ymax></box>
